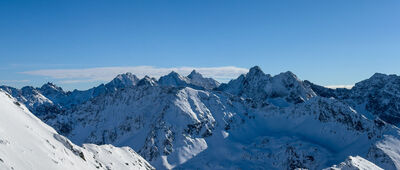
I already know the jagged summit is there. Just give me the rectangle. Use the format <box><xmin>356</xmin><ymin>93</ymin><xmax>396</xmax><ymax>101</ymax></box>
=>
<box><xmin>40</xmin><ymin>82</ymin><xmax>63</xmax><ymax>91</ymax></box>
<box><xmin>247</xmin><ymin>66</ymin><xmax>265</xmax><ymax>77</ymax></box>
<box><xmin>158</xmin><ymin>71</ymin><xmax>190</xmax><ymax>87</ymax></box>
<box><xmin>187</xmin><ymin>70</ymin><xmax>202</xmax><ymax>79</ymax></box>
<box><xmin>39</xmin><ymin>82</ymin><xmax>65</xmax><ymax>100</ymax></box>
<box><xmin>275</xmin><ymin>71</ymin><xmax>298</xmax><ymax>80</ymax></box>
<box><xmin>219</xmin><ymin>66</ymin><xmax>316</xmax><ymax>106</ymax></box>
<box><xmin>354</xmin><ymin>72</ymin><xmax>399</xmax><ymax>89</ymax></box>
<box><xmin>307</xmin><ymin>72</ymin><xmax>400</xmax><ymax>126</ymax></box>
<box><xmin>137</xmin><ymin>76</ymin><xmax>158</xmax><ymax>87</ymax></box>
<box><xmin>113</xmin><ymin>72</ymin><xmax>138</xmax><ymax>82</ymax></box>
<box><xmin>168</xmin><ymin>70</ymin><xmax>180</xmax><ymax>76</ymax></box>
<box><xmin>106</xmin><ymin>72</ymin><xmax>139</xmax><ymax>89</ymax></box>
<box><xmin>158</xmin><ymin>70</ymin><xmax>220</xmax><ymax>89</ymax></box>
<box><xmin>187</xmin><ymin>69</ymin><xmax>220</xmax><ymax>89</ymax></box>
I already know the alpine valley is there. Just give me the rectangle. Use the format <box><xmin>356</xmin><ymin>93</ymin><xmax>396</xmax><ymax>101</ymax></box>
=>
<box><xmin>2</xmin><ymin>66</ymin><xmax>400</xmax><ymax>170</ymax></box>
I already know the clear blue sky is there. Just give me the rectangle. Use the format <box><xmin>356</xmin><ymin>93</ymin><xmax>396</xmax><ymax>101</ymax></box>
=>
<box><xmin>0</xmin><ymin>0</ymin><xmax>399</xmax><ymax>90</ymax></box>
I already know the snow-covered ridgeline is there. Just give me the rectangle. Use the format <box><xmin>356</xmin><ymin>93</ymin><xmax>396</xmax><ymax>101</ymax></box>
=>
<box><xmin>0</xmin><ymin>90</ymin><xmax>153</xmax><ymax>170</ymax></box>
<box><xmin>2</xmin><ymin>66</ymin><xmax>400</xmax><ymax>169</ymax></box>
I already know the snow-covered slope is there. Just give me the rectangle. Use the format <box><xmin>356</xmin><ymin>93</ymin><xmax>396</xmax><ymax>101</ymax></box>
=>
<box><xmin>0</xmin><ymin>90</ymin><xmax>153</xmax><ymax>170</ymax></box>
<box><xmin>325</xmin><ymin>156</ymin><xmax>383</xmax><ymax>170</ymax></box>
<box><xmin>306</xmin><ymin>73</ymin><xmax>400</xmax><ymax>126</ymax></box>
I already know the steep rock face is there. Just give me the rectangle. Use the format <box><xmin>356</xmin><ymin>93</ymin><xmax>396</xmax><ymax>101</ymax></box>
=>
<box><xmin>0</xmin><ymin>90</ymin><xmax>154</xmax><ymax>170</ymax></box>
<box><xmin>218</xmin><ymin>66</ymin><xmax>316</xmax><ymax>107</ymax></box>
<box><xmin>350</xmin><ymin>73</ymin><xmax>400</xmax><ymax>125</ymax></box>
<box><xmin>307</xmin><ymin>73</ymin><xmax>400</xmax><ymax>126</ymax></box>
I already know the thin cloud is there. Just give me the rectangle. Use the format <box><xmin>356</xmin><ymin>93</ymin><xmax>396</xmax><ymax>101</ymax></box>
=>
<box><xmin>58</xmin><ymin>79</ymin><xmax>98</xmax><ymax>84</ymax></box>
<box><xmin>0</xmin><ymin>80</ymin><xmax>30</xmax><ymax>83</ymax></box>
<box><xmin>325</xmin><ymin>85</ymin><xmax>354</xmax><ymax>89</ymax></box>
<box><xmin>21</xmin><ymin>66</ymin><xmax>248</xmax><ymax>84</ymax></box>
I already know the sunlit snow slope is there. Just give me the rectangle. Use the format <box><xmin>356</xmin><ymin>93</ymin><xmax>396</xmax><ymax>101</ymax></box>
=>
<box><xmin>0</xmin><ymin>90</ymin><xmax>154</xmax><ymax>170</ymax></box>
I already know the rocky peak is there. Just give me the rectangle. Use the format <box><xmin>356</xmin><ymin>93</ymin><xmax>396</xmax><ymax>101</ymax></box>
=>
<box><xmin>247</xmin><ymin>66</ymin><xmax>266</xmax><ymax>78</ymax></box>
<box><xmin>187</xmin><ymin>70</ymin><xmax>220</xmax><ymax>89</ymax></box>
<box><xmin>219</xmin><ymin>67</ymin><xmax>315</xmax><ymax>106</ymax></box>
<box><xmin>370</xmin><ymin>72</ymin><xmax>389</xmax><ymax>79</ymax></box>
<box><xmin>41</xmin><ymin>82</ymin><xmax>62</xmax><ymax>90</ymax></box>
<box><xmin>307</xmin><ymin>72</ymin><xmax>400</xmax><ymax>126</ymax></box>
<box><xmin>187</xmin><ymin>70</ymin><xmax>203</xmax><ymax>79</ymax></box>
<box><xmin>137</xmin><ymin>76</ymin><xmax>158</xmax><ymax>87</ymax></box>
<box><xmin>21</xmin><ymin>86</ymin><xmax>39</xmax><ymax>95</ymax></box>
<box><xmin>40</xmin><ymin>82</ymin><xmax>64</xmax><ymax>95</ymax></box>
<box><xmin>354</xmin><ymin>73</ymin><xmax>400</xmax><ymax>90</ymax></box>
<box><xmin>275</xmin><ymin>71</ymin><xmax>298</xmax><ymax>81</ymax></box>
<box><xmin>158</xmin><ymin>71</ymin><xmax>190</xmax><ymax>87</ymax></box>
<box><xmin>106</xmin><ymin>72</ymin><xmax>139</xmax><ymax>89</ymax></box>
<box><xmin>168</xmin><ymin>71</ymin><xmax>187</xmax><ymax>80</ymax></box>
<box><xmin>115</xmin><ymin>72</ymin><xmax>138</xmax><ymax>82</ymax></box>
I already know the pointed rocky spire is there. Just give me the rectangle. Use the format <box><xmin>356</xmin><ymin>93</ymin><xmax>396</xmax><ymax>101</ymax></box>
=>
<box><xmin>41</xmin><ymin>82</ymin><xmax>63</xmax><ymax>91</ymax></box>
<box><xmin>247</xmin><ymin>66</ymin><xmax>265</xmax><ymax>77</ymax></box>
<box><xmin>188</xmin><ymin>70</ymin><xmax>203</xmax><ymax>79</ymax></box>
<box><xmin>158</xmin><ymin>71</ymin><xmax>190</xmax><ymax>87</ymax></box>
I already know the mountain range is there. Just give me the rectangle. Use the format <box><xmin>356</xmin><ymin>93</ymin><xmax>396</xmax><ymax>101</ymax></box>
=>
<box><xmin>2</xmin><ymin>66</ymin><xmax>400</xmax><ymax>169</ymax></box>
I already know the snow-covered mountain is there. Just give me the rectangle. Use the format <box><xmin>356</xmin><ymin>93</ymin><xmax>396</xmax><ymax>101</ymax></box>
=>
<box><xmin>306</xmin><ymin>73</ymin><xmax>400</xmax><ymax>126</ymax></box>
<box><xmin>218</xmin><ymin>66</ymin><xmax>316</xmax><ymax>107</ymax></box>
<box><xmin>0</xmin><ymin>72</ymin><xmax>140</xmax><ymax>119</ymax></box>
<box><xmin>0</xmin><ymin>90</ymin><xmax>154</xmax><ymax>170</ymax></box>
<box><xmin>187</xmin><ymin>70</ymin><xmax>220</xmax><ymax>89</ymax></box>
<box><xmin>3</xmin><ymin>66</ymin><xmax>400</xmax><ymax>169</ymax></box>
<box><xmin>158</xmin><ymin>70</ymin><xmax>220</xmax><ymax>90</ymax></box>
<box><xmin>0</xmin><ymin>71</ymin><xmax>217</xmax><ymax>121</ymax></box>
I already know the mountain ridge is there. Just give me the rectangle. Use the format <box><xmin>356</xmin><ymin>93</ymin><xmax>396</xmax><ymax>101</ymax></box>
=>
<box><xmin>2</xmin><ymin>67</ymin><xmax>400</xmax><ymax>169</ymax></box>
